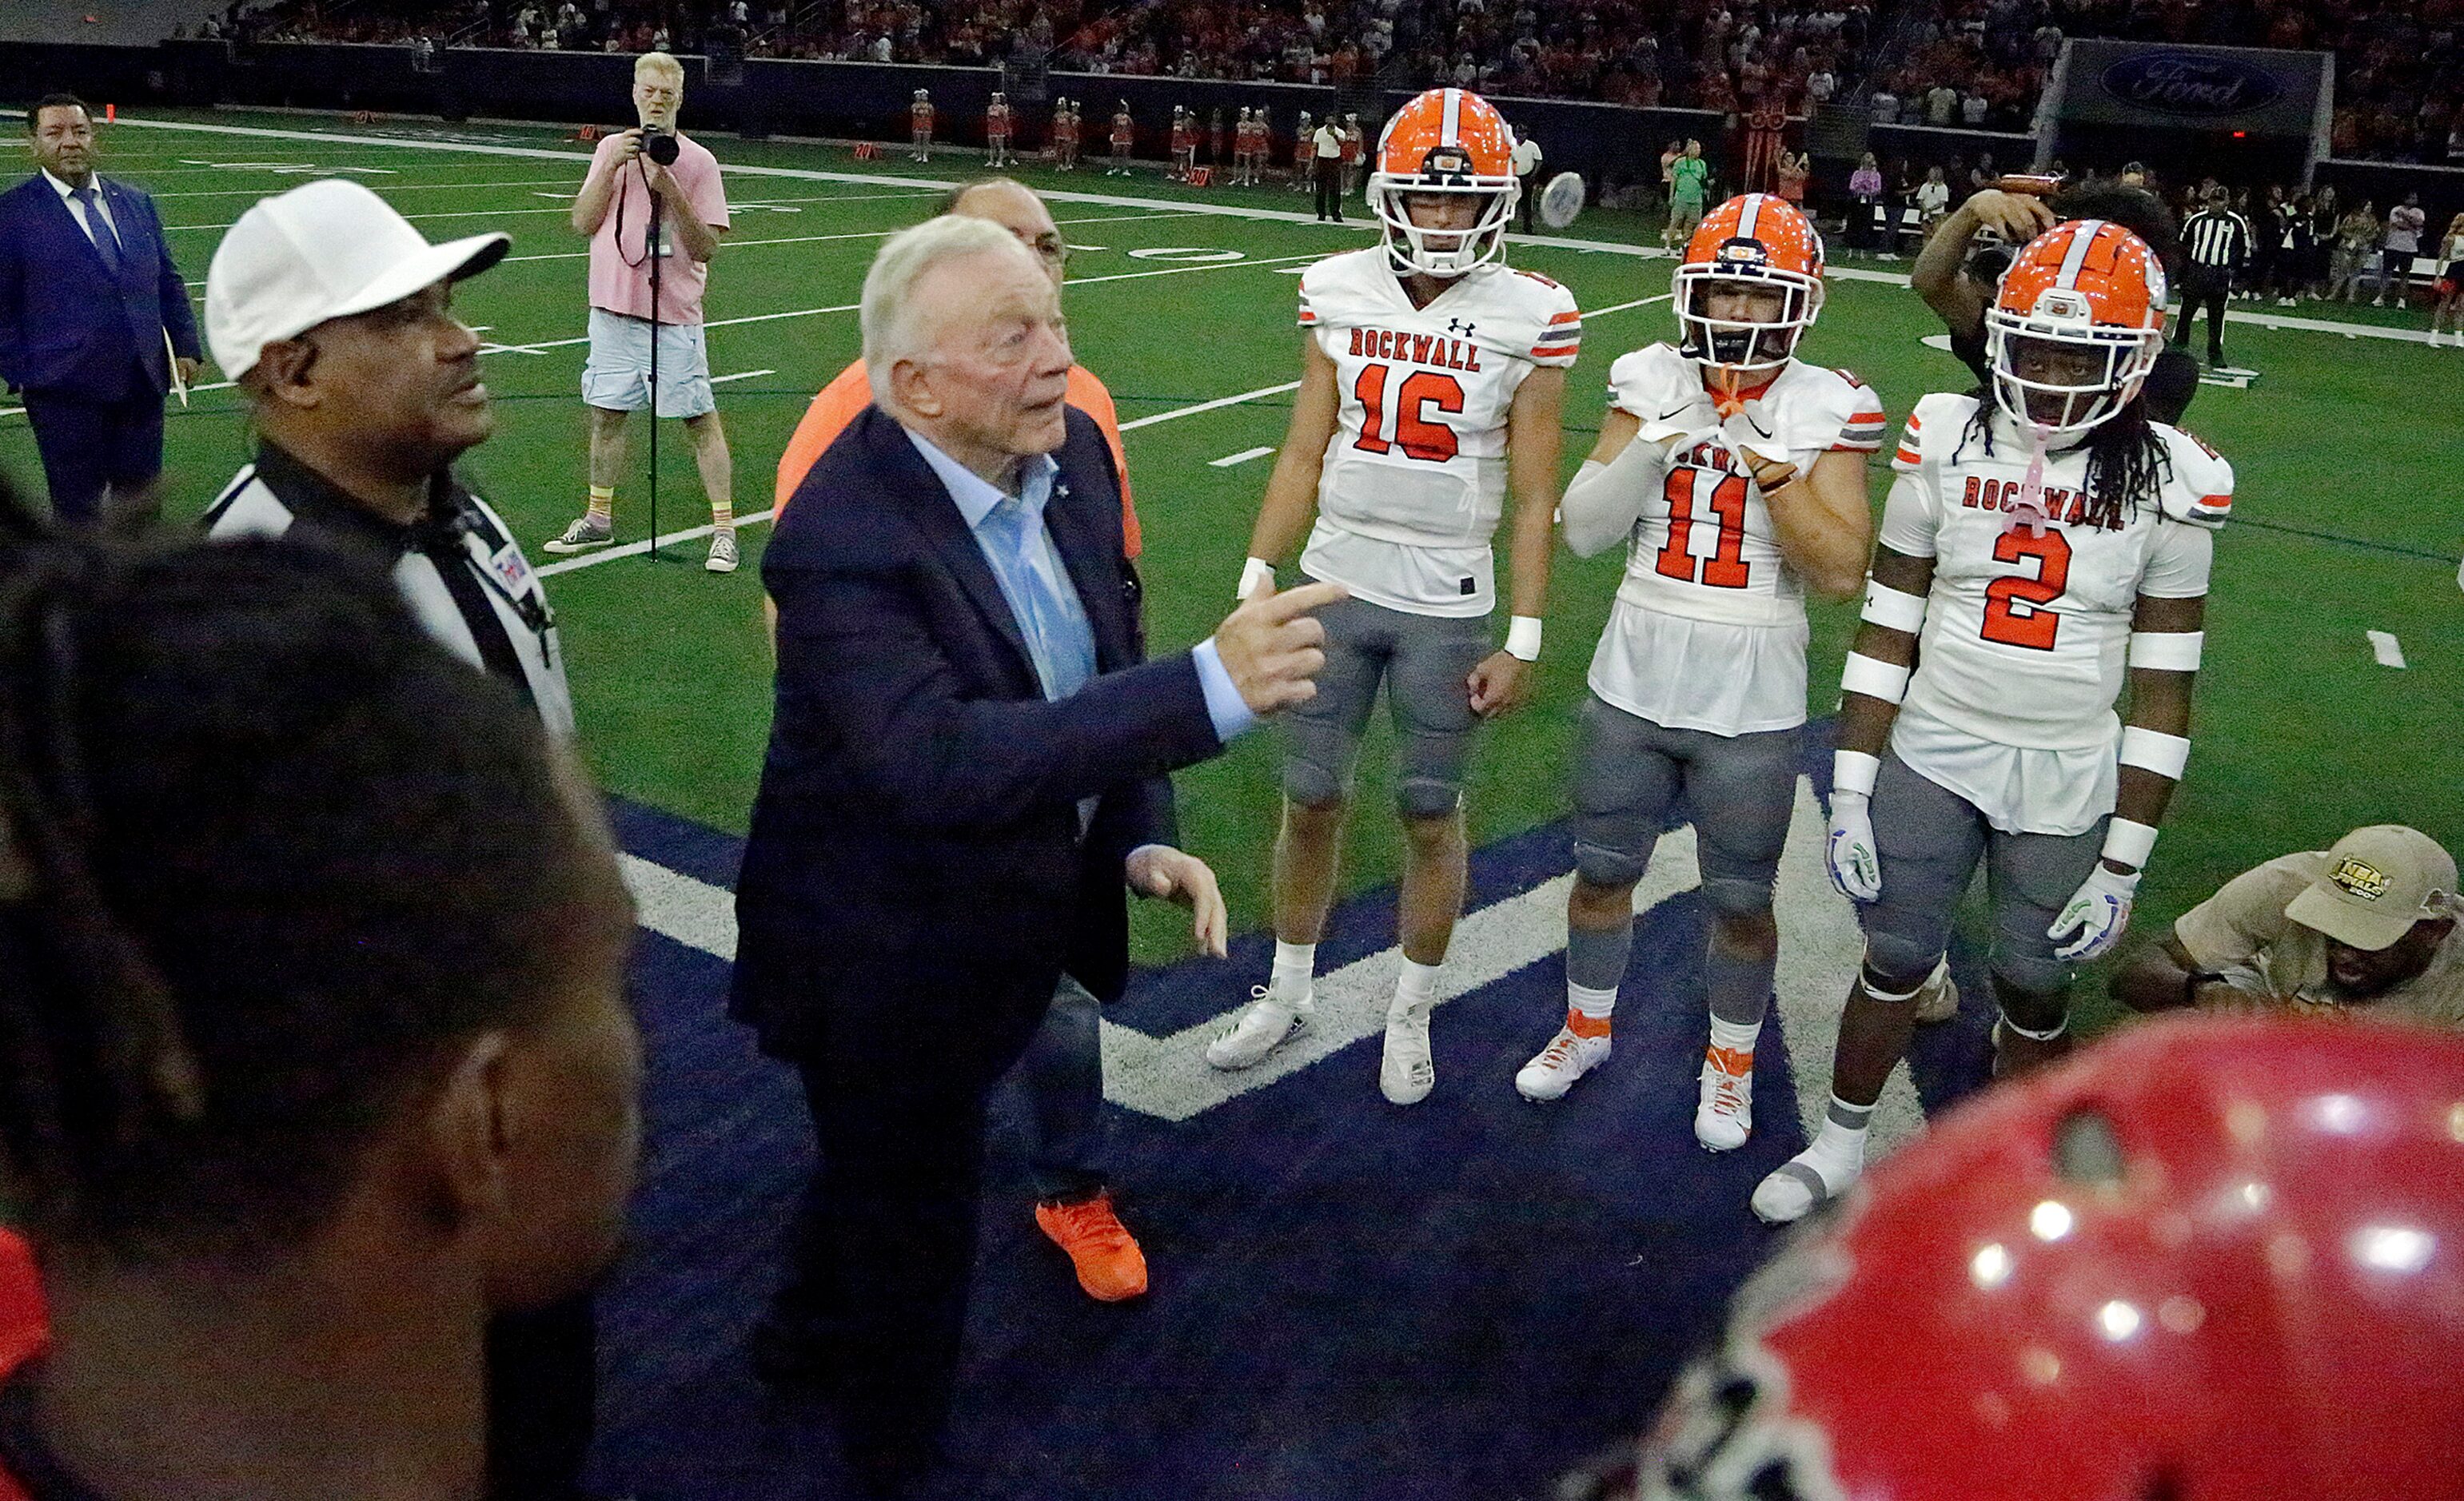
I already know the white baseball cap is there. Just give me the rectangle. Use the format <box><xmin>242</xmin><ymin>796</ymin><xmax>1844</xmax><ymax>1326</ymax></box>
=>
<box><xmin>205</xmin><ymin>178</ymin><xmax>510</xmax><ymax>382</ymax></box>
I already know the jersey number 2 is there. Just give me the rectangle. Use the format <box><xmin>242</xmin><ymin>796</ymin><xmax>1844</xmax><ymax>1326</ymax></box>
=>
<box><xmin>1654</xmin><ymin>468</ymin><xmax>1751</xmax><ymax>589</ymax></box>
<box><xmin>1353</xmin><ymin>364</ymin><xmax>1465</xmax><ymax>463</ymax></box>
<box><xmin>1981</xmin><ymin>528</ymin><xmax>2071</xmax><ymax>649</ymax></box>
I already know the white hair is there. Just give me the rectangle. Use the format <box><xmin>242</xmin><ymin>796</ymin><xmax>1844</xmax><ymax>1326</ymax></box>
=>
<box><xmin>634</xmin><ymin>50</ymin><xmax>683</xmax><ymax>81</ymax></box>
<box><xmin>859</xmin><ymin>215</ymin><xmax>1039</xmax><ymax>408</ymax></box>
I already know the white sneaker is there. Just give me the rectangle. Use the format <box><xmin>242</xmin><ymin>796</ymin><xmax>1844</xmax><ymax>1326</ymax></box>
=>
<box><xmin>1205</xmin><ymin>985</ymin><xmax>1311</xmax><ymax>1071</ymax></box>
<box><xmin>1380</xmin><ymin>997</ymin><xmax>1435</xmax><ymax>1105</ymax></box>
<box><xmin>1751</xmin><ymin>1141</ymin><xmax>1864</xmax><ymax>1223</ymax></box>
<box><xmin>541</xmin><ymin>514</ymin><xmax>613</xmax><ymax>553</ymax></box>
<box><xmin>1514</xmin><ymin>1023</ymin><xmax>1610</xmax><ymax>1102</ymax></box>
<box><xmin>1913</xmin><ymin>956</ymin><xmax>1960</xmax><ymax>1024</ymax></box>
<box><xmin>705</xmin><ymin>527</ymin><xmax>740</xmax><ymax>574</ymax></box>
<box><xmin>1694</xmin><ymin>1047</ymin><xmax>1753</xmax><ymax>1151</ymax></box>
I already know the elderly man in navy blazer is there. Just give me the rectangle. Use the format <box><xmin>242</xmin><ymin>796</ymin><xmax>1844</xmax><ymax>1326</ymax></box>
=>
<box><xmin>735</xmin><ymin>213</ymin><xmax>1341</xmax><ymax>1495</ymax></box>
<box><xmin>0</xmin><ymin>94</ymin><xmax>202</xmax><ymax>525</ymax></box>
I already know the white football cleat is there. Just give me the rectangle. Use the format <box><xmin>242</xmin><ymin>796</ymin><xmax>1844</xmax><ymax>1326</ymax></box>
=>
<box><xmin>1751</xmin><ymin>1141</ymin><xmax>1864</xmax><ymax>1224</ymax></box>
<box><xmin>1380</xmin><ymin>997</ymin><xmax>1435</xmax><ymax>1105</ymax></box>
<box><xmin>1913</xmin><ymin>956</ymin><xmax>1960</xmax><ymax>1025</ymax></box>
<box><xmin>1514</xmin><ymin>1023</ymin><xmax>1610</xmax><ymax>1102</ymax></box>
<box><xmin>1694</xmin><ymin>1045</ymin><xmax>1754</xmax><ymax>1151</ymax></box>
<box><xmin>1205</xmin><ymin>985</ymin><xmax>1312</xmax><ymax>1071</ymax></box>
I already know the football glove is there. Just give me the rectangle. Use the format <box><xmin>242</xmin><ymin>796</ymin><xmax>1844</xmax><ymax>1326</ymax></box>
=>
<box><xmin>1826</xmin><ymin>791</ymin><xmax>1882</xmax><ymax>903</ymax></box>
<box><xmin>2048</xmin><ymin>862</ymin><xmax>2142</xmax><ymax>962</ymax></box>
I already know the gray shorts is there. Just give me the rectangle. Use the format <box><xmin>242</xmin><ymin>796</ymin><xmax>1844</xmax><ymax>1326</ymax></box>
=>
<box><xmin>581</xmin><ymin>308</ymin><xmax>716</xmax><ymax>418</ymax></box>
<box><xmin>1281</xmin><ymin>591</ymin><xmax>1491</xmax><ymax>818</ymax></box>
<box><xmin>1569</xmin><ymin>693</ymin><xmax>1800</xmax><ymax>918</ymax></box>
<box><xmin>1860</xmin><ymin>750</ymin><xmax>2104</xmax><ymax>998</ymax></box>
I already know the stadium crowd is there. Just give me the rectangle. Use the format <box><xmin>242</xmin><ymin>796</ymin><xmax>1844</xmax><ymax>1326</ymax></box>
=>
<box><xmin>1876</xmin><ymin>0</ymin><xmax>2464</xmax><ymax>161</ymax></box>
<box><xmin>226</xmin><ymin>0</ymin><xmax>1882</xmax><ymax>109</ymax></box>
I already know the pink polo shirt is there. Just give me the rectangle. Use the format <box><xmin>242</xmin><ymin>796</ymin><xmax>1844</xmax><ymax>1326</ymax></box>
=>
<box><xmin>586</xmin><ymin>128</ymin><xmax>731</xmax><ymax>325</ymax></box>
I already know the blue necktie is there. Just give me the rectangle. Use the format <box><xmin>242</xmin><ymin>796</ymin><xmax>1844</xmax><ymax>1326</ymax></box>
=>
<box><xmin>75</xmin><ymin>186</ymin><xmax>122</xmax><ymax>274</ymax></box>
<box><xmin>983</xmin><ymin>496</ymin><xmax>1094</xmax><ymax>701</ymax></box>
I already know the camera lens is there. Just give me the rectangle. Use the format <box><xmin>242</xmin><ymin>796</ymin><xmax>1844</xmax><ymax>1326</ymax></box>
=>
<box><xmin>644</xmin><ymin>130</ymin><xmax>680</xmax><ymax>166</ymax></box>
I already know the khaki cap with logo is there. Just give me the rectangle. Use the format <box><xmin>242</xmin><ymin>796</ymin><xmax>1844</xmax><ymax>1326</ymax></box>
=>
<box><xmin>2284</xmin><ymin>826</ymin><xmax>2459</xmax><ymax>952</ymax></box>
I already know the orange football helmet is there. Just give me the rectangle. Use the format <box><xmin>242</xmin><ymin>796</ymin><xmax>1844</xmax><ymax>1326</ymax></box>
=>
<box><xmin>1986</xmin><ymin>218</ymin><xmax>2168</xmax><ymax>438</ymax></box>
<box><xmin>1368</xmin><ymin>87</ymin><xmax>1521</xmax><ymax>277</ymax></box>
<box><xmin>1673</xmin><ymin>193</ymin><xmax>1827</xmax><ymax>376</ymax></box>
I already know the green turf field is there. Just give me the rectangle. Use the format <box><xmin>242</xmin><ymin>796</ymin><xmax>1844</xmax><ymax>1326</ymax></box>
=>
<box><xmin>8</xmin><ymin>107</ymin><xmax>2458</xmax><ymax>1033</ymax></box>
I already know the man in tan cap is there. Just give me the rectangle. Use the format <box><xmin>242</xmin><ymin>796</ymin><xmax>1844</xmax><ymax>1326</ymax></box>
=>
<box><xmin>2116</xmin><ymin>826</ymin><xmax>2464</xmax><ymax>1027</ymax></box>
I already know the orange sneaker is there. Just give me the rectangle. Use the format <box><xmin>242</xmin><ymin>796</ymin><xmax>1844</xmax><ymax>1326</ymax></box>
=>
<box><xmin>1035</xmin><ymin>1190</ymin><xmax>1149</xmax><ymax>1303</ymax></box>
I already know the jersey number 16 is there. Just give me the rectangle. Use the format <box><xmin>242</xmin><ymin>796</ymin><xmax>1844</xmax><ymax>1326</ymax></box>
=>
<box><xmin>1353</xmin><ymin>363</ymin><xmax>1465</xmax><ymax>463</ymax></box>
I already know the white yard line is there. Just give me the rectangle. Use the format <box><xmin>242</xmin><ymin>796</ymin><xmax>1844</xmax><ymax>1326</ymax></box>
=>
<box><xmin>534</xmin><ymin>508</ymin><xmax>780</xmax><ymax>576</ymax></box>
<box><xmin>1210</xmin><ymin>445</ymin><xmax>1277</xmax><ymax>468</ymax></box>
<box><xmin>2368</xmin><ymin>630</ymin><xmax>2408</xmax><ymax>668</ymax></box>
<box><xmin>708</xmin><ymin>368</ymin><xmax>777</xmax><ymax>385</ymax></box>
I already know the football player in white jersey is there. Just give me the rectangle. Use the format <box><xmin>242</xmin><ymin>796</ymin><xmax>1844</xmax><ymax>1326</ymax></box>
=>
<box><xmin>1517</xmin><ymin>194</ymin><xmax>1882</xmax><ymax>1149</ymax></box>
<box><xmin>1208</xmin><ymin>87</ymin><xmax>1577</xmax><ymax>1105</ymax></box>
<box><xmin>1755</xmin><ymin>220</ymin><xmax>2231</xmax><ymax>1223</ymax></box>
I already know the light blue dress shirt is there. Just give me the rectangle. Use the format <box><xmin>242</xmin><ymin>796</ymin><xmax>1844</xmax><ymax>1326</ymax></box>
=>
<box><xmin>905</xmin><ymin>430</ymin><xmax>1253</xmax><ymax>740</ymax></box>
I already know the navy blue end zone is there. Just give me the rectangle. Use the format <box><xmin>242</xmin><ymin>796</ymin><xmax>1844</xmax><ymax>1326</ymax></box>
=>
<box><xmin>591</xmin><ymin>735</ymin><xmax>2000</xmax><ymax>1499</ymax></box>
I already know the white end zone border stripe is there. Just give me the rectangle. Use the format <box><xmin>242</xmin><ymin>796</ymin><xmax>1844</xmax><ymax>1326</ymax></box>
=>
<box><xmin>618</xmin><ymin>778</ymin><xmax>1925</xmax><ymax>1156</ymax></box>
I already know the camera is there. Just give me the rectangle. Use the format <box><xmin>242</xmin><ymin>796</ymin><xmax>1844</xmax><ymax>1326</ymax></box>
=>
<box><xmin>640</xmin><ymin>125</ymin><xmax>680</xmax><ymax>166</ymax></box>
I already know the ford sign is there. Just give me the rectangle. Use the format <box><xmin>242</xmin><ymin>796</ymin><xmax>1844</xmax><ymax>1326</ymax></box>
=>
<box><xmin>2099</xmin><ymin>50</ymin><xmax>2283</xmax><ymax>118</ymax></box>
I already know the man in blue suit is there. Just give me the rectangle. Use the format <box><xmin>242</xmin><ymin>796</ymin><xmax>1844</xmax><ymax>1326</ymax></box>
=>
<box><xmin>0</xmin><ymin>94</ymin><xmax>202</xmax><ymax>524</ymax></box>
<box><xmin>734</xmin><ymin>214</ymin><xmax>1340</xmax><ymax>1497</ymax></box>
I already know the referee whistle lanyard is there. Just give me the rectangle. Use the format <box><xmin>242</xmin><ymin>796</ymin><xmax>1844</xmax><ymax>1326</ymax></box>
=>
<box><xmin>2008</xmin><ymin>421</ymin><xmax>2055</xmax><ymax>539</ymax></box>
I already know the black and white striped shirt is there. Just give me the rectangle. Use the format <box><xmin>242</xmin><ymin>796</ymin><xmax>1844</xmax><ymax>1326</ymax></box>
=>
<box><xmin>2184</xmin><ymin>208</ymin><xmax>2252</xmax><ymax>273</ymax></box>
<box><xmin>203</xmin><ymin>444</ymin><xmax>576</xmax><ymax>739</ymax></box>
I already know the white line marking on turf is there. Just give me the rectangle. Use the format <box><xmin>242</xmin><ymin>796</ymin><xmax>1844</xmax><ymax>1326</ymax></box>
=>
<box><xmin>2369</xmin><ymin>630</ymin><xmax>2408</xmax><ymax>668</ymax></box>
<box><xmin>1120</xmin><ymin>380</ymin><xmax>1302</xmax><ymax>431</ymax></box>
<box><xmin>492</xmin><ymin>209</ymin><xmax>1195</xmax><ymax>269</ymax></box>
<box><xmin>1772</xmin><ymin>778</ymin><xmax>1924</xmax><ymax>1157</ymax></box>
<box><xmin>620</xmin><ymin>855</ymin><xmax>738</xmax><ymax>960</ymax></box>
<box><xmin>534</xmin><ymin>507</ymin><xmax>779</xmax><ymax>576</ymax></box>
<box><xmin>1210</xmin><ymin>445</ymin><xmax>1276</xmax><ymax>467</ymax></box>
<box><xmin>709</xmin><ymin>368</ymin><xmax>777</xmax><ymax>385</ymax></box>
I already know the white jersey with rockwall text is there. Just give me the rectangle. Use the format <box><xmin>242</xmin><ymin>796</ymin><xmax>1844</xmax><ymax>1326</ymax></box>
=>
<box><xmin>1297</xmin><ymin>248</ymin><xmax>1581</xmax><ymax>616</ymax></box>
<box><xmin>1880</xmin><ymin>391</ymin><xmax>2230</xmax><ymax>833</ymax></box>
<box><xmin>1588</xmin><ymin>344</ymin><xmax>1884</xmax><ymax>735</ymax></box>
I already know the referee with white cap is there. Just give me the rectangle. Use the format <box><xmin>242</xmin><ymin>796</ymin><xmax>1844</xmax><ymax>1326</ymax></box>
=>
<box><xmin>198</xmin><ymin>177</ymin><xmax>596</xmax><ymax>1498</ymax></box>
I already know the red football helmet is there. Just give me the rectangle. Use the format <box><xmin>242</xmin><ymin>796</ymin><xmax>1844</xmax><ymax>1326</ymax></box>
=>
<box><xmin>1674</xmin><ymin>193</ymin><xmax>1827</xmax><ymax>376</ymax></box>
<box><xmin>1987</xmin><ymin>218</ymin><xmax>2168</xmax><ymax>439</ymax></box>
<box><xmin>1618</xmin><ymin>1016</ymin><xmax>2464</xmax><ymax>1500</ymax></box>
<box><xmin>0</xmin><ymin>1228</ymin><xmax>41</xmax><ymax>1380</ymax></box>
<box><xmin>1369</xmin><ymin>87</ymin><xmax>1521</xmax><ymax>277</ymax></box>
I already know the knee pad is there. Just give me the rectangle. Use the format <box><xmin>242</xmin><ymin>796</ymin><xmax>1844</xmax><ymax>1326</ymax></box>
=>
<box><xmin>1858</xmin><ymin>943</ymin><xmax>1940</xmax><ymax>1002</ymax></box>
<box><xmin>1573</xmin><ymin>838</ymin><xmax>1649</xmax><ymax>890</ymax></box>
<box><xmin>1700</xmin><ymin>874</ymin><xmax>1776</xmax><ymax>923</ymax></box>
<box><xmin>1395</xmin><ymin>774</ymin><xmax>1462</xmax><ymax>820</ymax></box>
<box><xmin>1992</xmin><ymin>952</ymin><xmax>2072</xmax><ymax>1009</ymax></box>
<box><xmin>1282</xmin><ymin>754</ymin><xmax>1348</xmax><ymax>811</ymax></box>
<box><xmin>1990</xmin><ymin>969</ymin><xmax>2069</xmax><ymax>1032</ymax></box>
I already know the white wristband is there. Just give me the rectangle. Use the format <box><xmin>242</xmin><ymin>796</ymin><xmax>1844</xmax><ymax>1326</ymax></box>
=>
<box><xmin>1504</xmin><ymin>615</ymin><xmax>1543</xmax><ymax>663</ymax></box>
<box><xmin>1840</xmin><ymin>651</ymin><xmax>1911</xmax><ymax>705</ymax></box>
<box><xmin>2127</xmin><ymin>630</ymin><xmax>2203</xmax><ymax>671</ymax></box>
<box><xmin>1832</xmin><ymin>749</ymin><xmax>1881</xmax><ymax>800</ymax></box>
<box><xmin>1238</xmin><ymin>556</ymin><xmax>1276</xmax><ymax>601</ymax></box>
<box><xmin>2118</xmin><ymin>726</ymin><xmax>2191</xmax><ymax>781</ymax></box>
<box><xmin>2102</xmin><ymin>817</ymin><xmax>2159</xmax><ymax>870</ymax></box>
<box><xmin>1860</xmin><ymin>580</ymin><xmax>1929</xmax><ymax>635</ymax></box>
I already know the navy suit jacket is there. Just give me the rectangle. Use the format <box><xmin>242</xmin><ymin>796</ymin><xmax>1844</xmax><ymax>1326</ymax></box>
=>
<box><xmin>0</xmin><ymin>173</ymin><xmax>201</xmax><ymax>403</ymax></box>
<box><xmin>734</xmin><ymin>404</ymin><xmax>1224</xmax><ymax>1074</ymax></box>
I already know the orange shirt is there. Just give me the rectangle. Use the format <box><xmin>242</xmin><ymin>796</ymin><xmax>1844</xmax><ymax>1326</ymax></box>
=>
<box><xmin>774</xmin><ymin>359</ymin><xmax>1142</xmax><ymax>557</ymax></box>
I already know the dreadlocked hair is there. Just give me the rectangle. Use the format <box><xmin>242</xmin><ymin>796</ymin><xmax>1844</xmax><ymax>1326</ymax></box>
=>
<box><xmin>0</xmin><ymin>488</ymin><xmax>612</xmax><ymax>1264</ymax></box>
<box><xmin>1956</xmin><ymin>392</ymin><xmax>2175</xmax><ymax>520</ymax></box>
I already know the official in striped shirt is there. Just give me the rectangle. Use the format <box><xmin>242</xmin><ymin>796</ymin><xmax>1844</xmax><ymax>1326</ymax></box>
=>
<box><xmin>197</xmin><ymin>178</ymin><xmax>593</xmax><ymax>1499</ymax></box>
<box><xmin>2177</xmin><ymin>186</ymin><xmax>2252</xmax><ymax>368</ymax></box>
